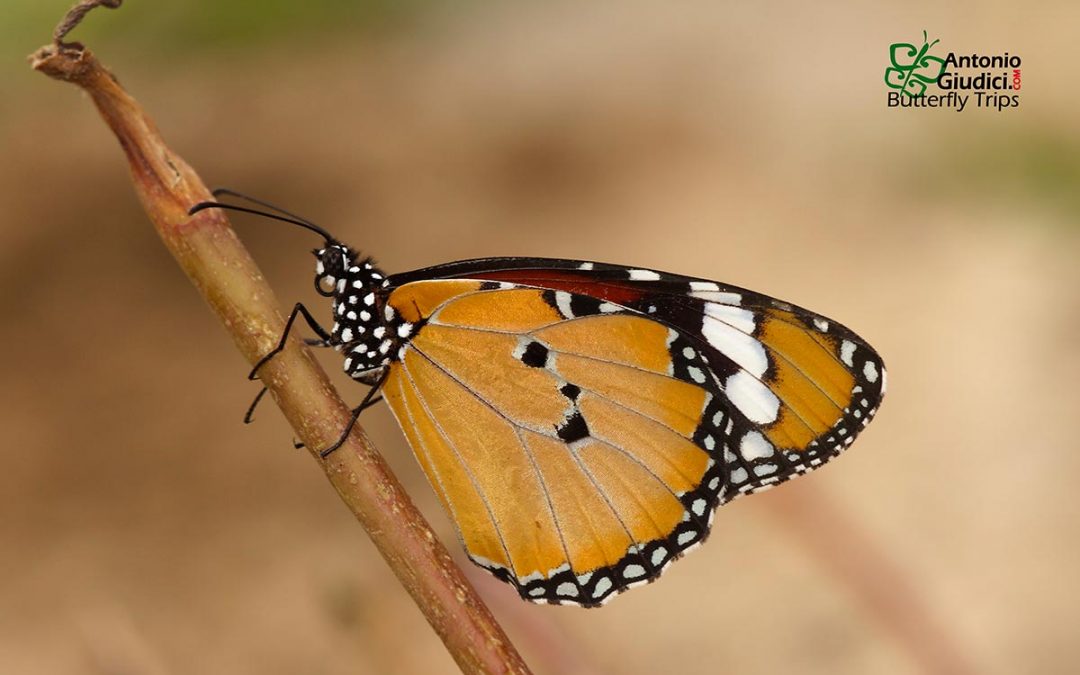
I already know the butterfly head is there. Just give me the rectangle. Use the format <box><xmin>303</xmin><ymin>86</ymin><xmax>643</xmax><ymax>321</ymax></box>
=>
<box><xmin>312</xmin><ymin>243</ymin><xmax>354</xmax><ymax>296</ymax></box>
<box><xmin>313</xmin><ymin>245</ymin><xmax>395</xmax><ymax>384</ymax></box>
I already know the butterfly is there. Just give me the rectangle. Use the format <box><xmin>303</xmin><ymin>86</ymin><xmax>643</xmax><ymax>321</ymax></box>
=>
<box><xmin>190</xmin><ymin>190</ymin><xmax>887</xmax><ymax>608</ymax></box>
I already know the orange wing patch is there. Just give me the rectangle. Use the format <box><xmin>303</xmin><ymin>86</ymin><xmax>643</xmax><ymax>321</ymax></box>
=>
<box><xmin>535</xmin><ymin>314</ymin><xmax>673</xmax><ymax>375</ymax></box>
<box><xmin>393</xmin><ymin>349</ymin><xmax>569</xmax><ymax>580</ymax></box>
<box><xmin>408</xmin><ymin>323</ymin><xmax>570</xmax><ymax>432</ymax></box>
<box><xmin>389</xmin><ymin>280</ymin><xmax>483</xmax><ymax>323</ymax></box>
<box><xmin>521</xmin><ymin>432</ymin><xmax>635</xmax><ymax>572</ymax></box>
<box><xmin>756</xmin><ymin>310</ymin><xmax>855</xmax><ymax>451</ymax></box>
<box><xmin>383</xmin><ymin>365</ymin><xmax>511</xmax><ymax>569</ymax></box>
<box><xmin>573</xmin><ymin>437</ymin><xmax>687</xmax><ymax>543</ymax></box>
<box><xmin>432</xmin><ymin>287</ymin><xmax>564</xmax><ymax>332</ymax></box>
<box><xmin>579</xmin><ymin>394</ymin><xmax>710</xmax><ymax>496</ymax></box>
<box><xmin>556</xmin><ymin>354</ymin><xmax>707</xmax><ymax>438</ymax></box>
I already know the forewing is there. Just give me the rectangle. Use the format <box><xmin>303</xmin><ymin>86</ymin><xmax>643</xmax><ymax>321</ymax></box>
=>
<box><xmin>391</xmin><ymin>258</ymin><xmax>886</xmax><ymax>497</ymax></box>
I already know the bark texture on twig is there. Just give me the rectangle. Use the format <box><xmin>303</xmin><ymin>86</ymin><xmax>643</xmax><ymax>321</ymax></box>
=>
<box><xmin>30</xmin><ymin>4</ymin><xmax>530</xmax><ymax>674</ymax></box>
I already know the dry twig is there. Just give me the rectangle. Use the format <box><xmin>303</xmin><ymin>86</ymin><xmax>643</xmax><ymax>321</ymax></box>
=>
<box><xmin>30</xmin><ymin>3</ymin><xmax>530</xmax><ymax>673</ymax></box>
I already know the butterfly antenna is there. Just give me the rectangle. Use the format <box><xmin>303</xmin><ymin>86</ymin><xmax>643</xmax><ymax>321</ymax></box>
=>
<box><xmin>211</xmin><ymin>188</ymin><xmax>318</xmax><ymax>226</ymax></box>
<box><xmin>188</xmin><ymin>200</ymin><xmax>337</xmax><ymax>243</ymax></box>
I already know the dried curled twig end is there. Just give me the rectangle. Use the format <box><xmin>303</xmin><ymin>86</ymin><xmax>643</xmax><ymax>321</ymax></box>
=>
<box><xmin>29</xmin><ymin>0</ymin><xmax>123</xmax><ymax>81</ymax></box>
<box><xmin>54</xmin><ymin>0</ymin><xmax>124</xmax><ymax>50</ymax></box>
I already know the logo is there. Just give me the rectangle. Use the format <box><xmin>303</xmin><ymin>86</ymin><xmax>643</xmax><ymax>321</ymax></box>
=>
<box><xmin>885</xmin><ymin>31</ymin><xmax>1022</xmax><ymax>111</ymax></box>
<box><xmin>885</xmin><ymin>31</ymin><xmax>946</xmax><ymax>98</ymax></box>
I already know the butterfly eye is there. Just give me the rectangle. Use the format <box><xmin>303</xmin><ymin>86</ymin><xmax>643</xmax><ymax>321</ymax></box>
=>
<box><xmin>316</xmin><ymin>275</ymin><xmax>336</xmax><ymax>296</ymax></box>
<box><xmin>314</xmin><ymin>248</ymin><xmax>346</xmax><ymax>296</ymax></box>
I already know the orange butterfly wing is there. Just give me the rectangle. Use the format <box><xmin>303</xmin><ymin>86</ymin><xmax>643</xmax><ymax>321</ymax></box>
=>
<box><xmin>379</xmin><ymin>275</ymin><xmax>884</xmax><ymax>606</ymax></box>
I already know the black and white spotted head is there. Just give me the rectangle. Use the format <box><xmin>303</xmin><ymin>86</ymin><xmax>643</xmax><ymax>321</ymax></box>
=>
<box><xmin>312</xmin><ymin>244</ymin><xmax>397</xmax><ymax>385</ymax></box>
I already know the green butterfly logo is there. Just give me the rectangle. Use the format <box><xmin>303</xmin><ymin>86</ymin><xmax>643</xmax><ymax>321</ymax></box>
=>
<box><xmin>885</xmin><ymin>31</ymin><xmax>946</xmax><ymax>97</ymax></box>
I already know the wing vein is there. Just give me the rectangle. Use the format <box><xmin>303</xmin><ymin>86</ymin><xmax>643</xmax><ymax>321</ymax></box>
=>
<box><xmin>585</xmin><ymin>430</ymin><xmax>710</xmax><ymax>534</ymax></box>
<box><xmin>399</xmin><ymin>357</ymin><xmax>519</xmax><ymax>577</ymax></box>
<box><xmin>561</xmin><ymin>440</ymin><xmax>655</xmax><ymax>580</ymax></box>
<box><xmin>512</xmin><ymin>428</ymin><xmax>579</xmax><ymax>588</ymax></box>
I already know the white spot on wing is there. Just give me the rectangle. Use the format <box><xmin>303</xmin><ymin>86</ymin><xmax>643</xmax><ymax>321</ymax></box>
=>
<box><xmin>690</xmin><ymin>281</ymin><xmax>719</xmax><ymax>292</ymax></box>
<box><xmin>651</xmin><ymin>547</ymin><xmax>668</xmax><ymax>566</ymax></box>
<box><xmin>864</xmin><ymin>360</ymin><xmax>879</xmax><ymax>383</ymax></box>
<box><xmin>740</xmin><ymin>430</ymin><xmax>775</xmax><ymax>460</ymax></box>
<box><xmin>691</xmin><ymin>290</ymin><xmax>742</xmax><ymax>305</ymax></box>
<box><xmin>840</xmin><ymin>340</ymin><xmax>856</xmax><ymax>367</ymax></box>
<box><xmin>623</xmin><ymin>564</ymin><xmax>646</xmax><ymax>579</ymax></box>
<box><xmin>578</xmin><ymin>262</ymin><xmax>594</xmax><ymax>271</ymax></box>
<box><xmin>593</xmin><ymin>576</ymin><xmax>613</xmax><ymax>598</ymax></box>
<box><xmin>704</xmin><ymin>303</ymin><xmax>756</xmax><ymax>334</ymax></box>
<box><xmin>629</xmin><ymin>269</ymin><xmax>661</xmax><ymax>281</ymax></box>
<box><xmin>686</xmin><ymin>366</ymin><xmax>707</xmax><ymax>384</ymax></box>
<box><xmin>555</xmin><ymin>291</ymin><xmax>575</xmax><ymax>318</ymax></box>
<box><xmin>691</xmin><ymin>498</ymin><xmax>706</xmax><ymax>516</ymax></box>
<box><xmin>725</xmin><ymin>371</ymin><xmax>780</xmax><ymax>424</ymax></box>
<box><xmin>702</xmin><ymin>316</ymin><xmax>768</xmax><ymax>376</ymax></box>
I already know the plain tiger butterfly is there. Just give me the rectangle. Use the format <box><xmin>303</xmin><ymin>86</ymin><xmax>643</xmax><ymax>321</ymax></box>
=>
<box><xmin>190</xmin><ymin>190</ymin><xmax>886</xmax><ymax>608</ymax></box>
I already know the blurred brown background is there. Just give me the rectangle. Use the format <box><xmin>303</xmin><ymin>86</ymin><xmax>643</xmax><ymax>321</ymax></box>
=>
<box><xmin>3</xmin><ymin>1</ymin><xmax>1078</xmax><ymax>673</ymax></box>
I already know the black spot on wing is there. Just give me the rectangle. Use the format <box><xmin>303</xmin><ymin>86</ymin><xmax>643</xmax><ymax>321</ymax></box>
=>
<box><xmin>559</xmin><ymin>383</ymin><xmax>581</xmax><ymax>401</ymax></box>
<box><xmin>569</xmin><ymin>294</ymin><xmax>602</xmax><ymax>317</ymax></box>
<box><xmin>520</xmin><ymin>341</ymin><xmax>550</xmax><ymax>368</ymax></box>
<box><xmin>556</xmin><ymin>411</ymin><xmax>590</xmax><ymax>443</ymax></box>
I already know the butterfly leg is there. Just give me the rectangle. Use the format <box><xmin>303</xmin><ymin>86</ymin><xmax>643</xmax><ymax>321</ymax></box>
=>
<box><xmin>248</xmin><ymin>302</ymin><xmax>332</xmax><ymax>380</ymax></box>
<box><xmin>243</xmin><ymin>386</ymin><xmax>270</xmax><ymax>424</ymax></box>
<box><xmin>315</xmin><ymin>370</ymin><xmax>390</xmax><ymax>458</ymax></box>
<box><xmin>243</xmin><ymin>303</ymin><xmax>333</xmax><ymax>423</ymax></box>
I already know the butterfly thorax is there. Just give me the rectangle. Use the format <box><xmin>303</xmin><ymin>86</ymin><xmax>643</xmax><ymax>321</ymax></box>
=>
<box><xmin>313</xmin><ymin>243</ymin><xmax>399</xmax><ymax>384</ymax></box>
